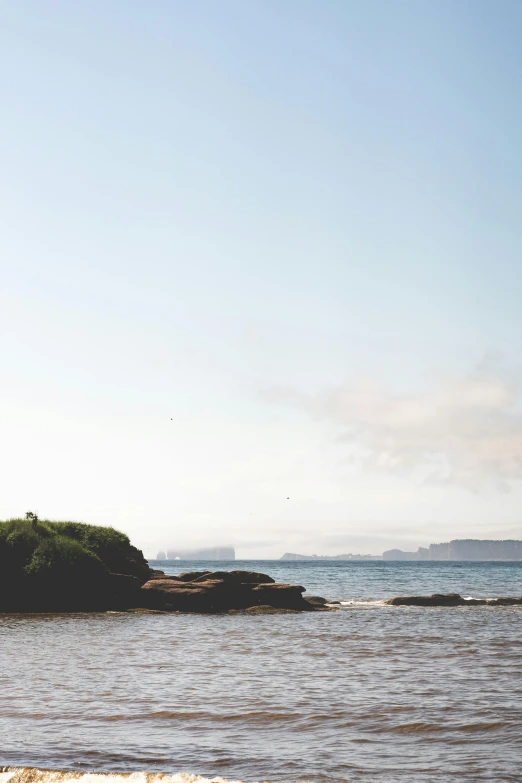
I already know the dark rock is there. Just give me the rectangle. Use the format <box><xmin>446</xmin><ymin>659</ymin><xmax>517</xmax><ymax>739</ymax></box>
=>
<box><xmin>384</xmin><ymin>593</ymin><xmax>522</xmax><ymax>607</ymax></box>
<box><xmin>304</xmin><ymin>595</ymin><xmax>329</xmax><ymax>605</ymax></box>
<box><xmin>177</xmin><ymin>571</ymin><xmax>212</xmax><ymax>582</ymax></box>
<box><xmin>385</xmin><ymin>593</ymin><xmax>464</xmax><ymax>606</ymax></box>
<box><xmin>303</xmin><ymin>596</ymin><xmax>333</xmax><ymax>610</ymax></box>
<box><xmin>105</xmin><ymin>573</ymin><xmax>142</xmax><ymax>610</ymax></box>
<box><xmin>139</xmin><ymin>578</ymin><xmax>252</xmax><ymax>612</ymax></box>
<box><xmin>463</xmin><ymin>596</ymin><xmax>522</xmax><ymax>606</ymax></box>
<box><xmin>141</xmin><ymin>579</ymin><xmax>220</xmax><ymax>612</ymax></box>
<box><xmin>190</xmin><ymin>570</ymin><xmax>274</xmax><ymax>584</ymax></box>
<box><xmin>252</xmin><ymin>583</ymin><xmax>307</xmax><ymax>609</ymax></box>
<box><xmin>487</xmin><ymin>597</ymin><xmax>522</xmax><ymax>605</ymax></box>
<box><xmin>244</xmin><ymin>605</ymin><xmax>300</xmax><ymax>614</ymax></box>
<box><xmin>139</xmin><ymin>577</ymin><xmax>318</xmax><ymax>613</ymax></box>
<box><xmin>229</xmin><ymin>570</ymin><xmax>275</xmax><ymax>584</ymax></box>
<box><xmin>0</xmin><ymin>571</ymin><xmax>142</xmax><ymax>613</ymax></box>
<box><xmin>107</xmin><ymin>543</ymin><xmax>151</xmax><ymax>583</ymax></box>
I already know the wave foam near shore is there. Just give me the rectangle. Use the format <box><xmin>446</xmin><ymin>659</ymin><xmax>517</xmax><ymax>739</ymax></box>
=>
<box><xmin>0</xmin><ymin>770</ymin><xmax>253</xmax><ymax>783</ymax></box>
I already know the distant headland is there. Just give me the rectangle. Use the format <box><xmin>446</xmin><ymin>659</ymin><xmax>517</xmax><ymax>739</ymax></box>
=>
<box><xmin>156</xmin><ymin>546</ymin><xmax>235</xmax><ymax>560</ymax></box>
<box><xmin>282</xmin><ymin>539</ymin><xmax>522</xmax><ymax>561</ymax></box>
<box><xmin>383</xmin><ymin>539</ymin><xmax>522</xmax><ymax>561</ymax></box>
<box><xmin>281</xmin><ymin>552</ymin><xmax>382</xmax><ymax>561</ymax></box>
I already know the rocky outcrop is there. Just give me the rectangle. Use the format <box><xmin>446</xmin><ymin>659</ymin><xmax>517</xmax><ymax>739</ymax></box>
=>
<box><xmin>1</xmin><ymin>571</ymin><xmax>144</xmax><ymax>613</ymax></box>
<box><xmin>138</xmin><ymin>570</ymin><xmax>322</xmax><ymax>613</ymax></box>
<box><xmin>0</xmin><ymin>517</ymin><xmax>331</xmax><ymax>614</ymax></box>
<box><xmin>190</xmin><ymin>570</ymin><xmax>275</xmax><ymax>584</ymax></box>
<box><xmin>385</xmin><ymin>593</ymin><xmax>464</xmax><ymax>606</ymax></box>
<box><xmin>303</xmin><ymin>595</ymin><xmax>329</xmax><ymax>606</ymax></box>
<box><xmin>141</xmin><ymin>579</ymin><xmax>227</xmax><ymax>612</ymax></box>
<box><xmin>385</xmin><ymin>593</ymin><xmax>522</xmax><ymax>606</ymax></box>
<box><xmin>0</xmin><ymin>517</ymin><xmax>154</xmax><ymax>613</ymax></box>
<box><xmin>177</xmin><ymin>571</ymin><xmax>212</xmax><ymax>582</ymax></box>
<box><xmin>99</xmin><ymin>542</ymin><xmax>151</xmax><ymax>582</ymax></box>
<box><xmin>105</xmin><ymin>573</ymin><xmax>143</xmax><ymax>609</ymax></box>
<box><xmin>251</xmin><ymin>583</ymin><xmax>306</xmax><ymax>609</ymax></box>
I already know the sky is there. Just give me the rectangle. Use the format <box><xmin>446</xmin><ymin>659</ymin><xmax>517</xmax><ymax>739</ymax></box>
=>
<box><xmin>1</xmin><ymin>0</ymin><xmax>522</xmax><ymax>559</ymax></box>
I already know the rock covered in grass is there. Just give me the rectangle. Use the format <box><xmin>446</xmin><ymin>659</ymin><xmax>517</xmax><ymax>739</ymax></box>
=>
<box><xmin>0</xmin><ymin>517</ymin><xmax>152</xmax><ymax>612</ymax></box>
<box><xmin>0</xmin><ymin>518</ymin><xmax>333</xmax><ymax>615</ymax></box>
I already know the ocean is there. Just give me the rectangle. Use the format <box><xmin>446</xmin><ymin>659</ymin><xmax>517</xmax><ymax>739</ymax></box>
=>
<box><xmin>1</xmin><ymin>560</ymin><xmax>522</xmax><ymax>783</ymax></box>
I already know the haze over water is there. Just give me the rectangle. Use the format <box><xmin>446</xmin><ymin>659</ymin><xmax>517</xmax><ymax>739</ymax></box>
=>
<box><xmin>2</xmin><ymin>561</ymin><xmax>522</xmax><ymax>783</ymax></box>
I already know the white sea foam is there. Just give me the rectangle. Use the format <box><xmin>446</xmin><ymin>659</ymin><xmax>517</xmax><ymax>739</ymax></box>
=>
<box><xmin>0</xmin><ymin>770</ymin><xmax>251</xmax><ymax>783</ymax></box>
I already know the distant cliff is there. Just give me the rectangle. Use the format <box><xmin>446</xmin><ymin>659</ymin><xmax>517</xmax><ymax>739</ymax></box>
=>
<box><xmin>383</xmin><ymin>540</ymin><xmax>522</xmax><ymax>561</ymax></box>
<box><xmin>156</xmin><ymin>547</ymin><xmax>235</xmax><ymax>561</ymax></box>
<box><xmin>280</xmin><ymin>552</ymin><xmax>382</xmax><ymax>561</ymax></box>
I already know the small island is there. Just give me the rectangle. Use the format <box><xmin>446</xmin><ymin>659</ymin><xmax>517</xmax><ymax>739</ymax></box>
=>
<box><xmin>0</xmin><ymin>515</ymin><xmax>329</xmax><ymax>614</ymax></box>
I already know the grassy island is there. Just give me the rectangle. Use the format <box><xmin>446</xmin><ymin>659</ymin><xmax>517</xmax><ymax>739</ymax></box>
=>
<box><xmin>0</xmin><ymin>514</ymin><xmax>151</xmax><ymax>612</ymax></box>
<box><xmin>0</xmin><ymin>514</ymin><xmax>328</xmax><ymax>614</ymax></box>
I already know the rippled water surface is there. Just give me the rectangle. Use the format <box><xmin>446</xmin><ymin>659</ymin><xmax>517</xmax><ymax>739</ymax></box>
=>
<box><xmin>1</xmin><ymin>561</ymin><xmax>522</xmax><ymax>783</ymax></box>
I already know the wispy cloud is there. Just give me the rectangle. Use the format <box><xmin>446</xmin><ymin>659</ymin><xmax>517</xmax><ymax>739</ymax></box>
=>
<box><xmin>264</xmin><ymin>361</ymin><xmax>522</xmax><ymax>492</ymax></box>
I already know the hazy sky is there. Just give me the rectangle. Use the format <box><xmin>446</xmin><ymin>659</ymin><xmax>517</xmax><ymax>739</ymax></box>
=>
<box><xmin>1</xmin><ymin>1</ymin><xmax>522</xmax><ymax>558</ymax></box>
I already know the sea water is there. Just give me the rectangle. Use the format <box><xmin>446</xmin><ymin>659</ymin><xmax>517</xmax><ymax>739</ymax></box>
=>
<box><xmin>1</xmin><ymin>561</ymin><xmax>521</xmax><ymax>783</ymax></box>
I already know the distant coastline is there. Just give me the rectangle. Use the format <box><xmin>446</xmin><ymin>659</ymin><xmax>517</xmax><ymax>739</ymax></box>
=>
<box><xmin>153</xmin><ymin>539</ymin><xmax>522</xmax><ymax>563</ymax></box>
<box><xmin>383</xmin><ymin>539</ymin><xmax>522</xmax><ymax>561</ymax></box>
<box><xmin>280</xmin><ymin>552</ymin><xmax>382</xmax><ymax>561</ymax></box>
<box><xmin>281</xmin><ymin>539</ymin><xmax>522</xmax><ymax>561</ymax></box>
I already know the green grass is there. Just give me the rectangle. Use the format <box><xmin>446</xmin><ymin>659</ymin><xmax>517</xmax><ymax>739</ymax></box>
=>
<box><xmin>0</xmin><ymin>517</ymin><xmax>150</xmax><ymax>585</ymax></box>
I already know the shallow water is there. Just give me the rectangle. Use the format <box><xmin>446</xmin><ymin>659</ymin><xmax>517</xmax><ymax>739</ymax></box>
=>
<box><xmin>1</xmin><ymin>561</ymin><xmax>522</xmax><ymax>783</ymax></box>
<box><xmin>155</xmin><ymin>558</ymin><xmax>522</xmax><ymax>602</ymax></box>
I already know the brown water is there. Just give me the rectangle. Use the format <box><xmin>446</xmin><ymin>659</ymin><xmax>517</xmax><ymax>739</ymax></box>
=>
<box><xmin>1</xmin><ymin>562</ymin><xmax>522</xmax><ymax>782</ymax></box>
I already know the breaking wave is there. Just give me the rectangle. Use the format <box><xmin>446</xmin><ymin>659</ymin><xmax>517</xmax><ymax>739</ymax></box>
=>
<box><xmin>0</xmin><ymin>770</ymin><xmax>250</xmax><ymax>783</ymax></box>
